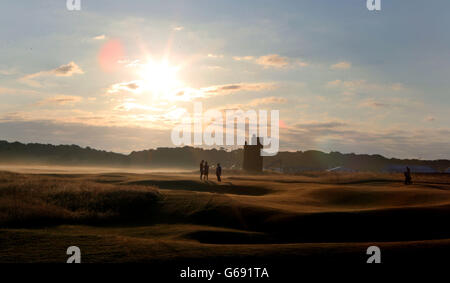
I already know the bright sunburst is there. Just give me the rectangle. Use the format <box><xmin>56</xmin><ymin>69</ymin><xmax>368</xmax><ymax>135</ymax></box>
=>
<box><xmin>138</xmin><ymin>59</ymin><xmax>182</xmax><ymax>100</ymax></box>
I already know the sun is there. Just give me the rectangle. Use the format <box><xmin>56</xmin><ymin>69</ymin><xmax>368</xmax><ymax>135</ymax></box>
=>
<box><xmin>138</xmin><ymin>59</ymin><xmax>182</xmax><ymax>100</ymax></box>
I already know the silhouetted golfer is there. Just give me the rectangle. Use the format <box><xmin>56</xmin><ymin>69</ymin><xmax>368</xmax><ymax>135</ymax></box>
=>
<box><xmin>216</xmin><ymin>163</ymin><xmax>222</xmax><ymax>182</ymax></box>
<box><xmin>404</xmin><ymin>166</ymin><xmax>412</xmax><ymax>185</ymax></box>
<box><xmin>203</xmin><ymin>162</ymin><xmax>209</xmax><ymax>181</ymax></box>
<box><xmin>200</xmin><ymin>160</ymin><xmax>204</xmax><ymax>180</ymax></box>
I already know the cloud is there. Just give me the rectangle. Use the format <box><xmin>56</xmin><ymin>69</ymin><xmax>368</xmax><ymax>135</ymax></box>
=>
<box><xmin>117</xmin><ymin>59</ymin><xmax>141</xmax><ymax>68</ymax></box>
<box><xmin>0</xmin><ymin>87</ymin><xmax>39</xmax><ymax>96</ymax></box>
<box><xmin>0</xmin><ymin>68</ymin><xmax>18</xmax><ymax>75</ymax></box>
<box><xmin>52</xmin><ymin>62</ymin><xmax>84</xmax><ymax>77</ymax></box>
<box><xmin>38</xmin><ymin>95</ymin><xmax>83</xmax><ymax>106</ymax></box>
<box><xmin>326</xmin><ymin>79</ymin><xmax>406</xmax><ymax>96</ymax></box>
<box><xmin>207</xmin><ymin>54</ymin><xmax>224</xmax><ymax>58</ymax></box>
<box><xmin>200</xmin><ymin>82</ymin><xmax>276</xmax><ymax>96</ymax></box>
<box><xmin>390</xmin><ymin>83</ymin><xmax>405</xmax><ymax>91</ymax></box>
<box><xmin>173</xmin><ymin>26</ymin><xmax>184</xmax><ymax>31</ymax></box>
<box><xmin>358</xmin><ymin>97</ymin><xmax>422</xmax><ymax>110</ymax></box>
<box><xmin>205</xmin><ymin>66</ymin><xmax>226</xmax><ymax>71</ymax></box>
<box><xmin>248</xmin><ymin>96</ymin><xmax>287</xmax><ymax>106</ymax></box>
<box><xmin>255</xmin><ymin>54</ymin><xmax>289</xmax><ymax>68</ymax></box>
<box><xmin>93</xmin><ymin>34</ymin><xmax>106</xmax><ymax>40</ymax></box>
<box><xmin>359</xmin><ymin>99</ymin><xmax>391</xmax><ymax>109</ymax></box>
<box><xmin>165</xmin><ymin>82</ymin><xmax>277</xmax><ymax>102</ymax></box>
<box><xmin>326</xmin><ymin>79</ymin><xmax>364</xmax><ymax>88</ymax></box>
<box><xmin>234</xmin><ymin>54</ymin><xmax>307</xmax><ymax>69</ymax></box>
<box><xmin>113</xmin><ymin>102</ymin><xmax>163</xmax><ymax>112</ymax></box>
<box><xmin>217</xmin><ymin>96</ymin><xmax>287</xmax><ymax>111</ymax></box>
<box><xmin>294</xmin><ymin>121</ymin><xmax>347</xmax><ymax>129</ymax></box>
<box><xmin>296</xmin><ymin>61</ymin><xmax>309</xmax><ymax>67</ymax></box>
<box><xmin>233</xmin><ymin>56</ymin><xmax>255</xmax><ymax>61</ymax></box>
<box><xmin>107</xmin><ymin>80</ymin><xmax>143</xmax><ymax>94</ymax></box>
<box><xmin>0</xmin><ymin>106</ymin><xmax>174</xmax><ymax>130</ymax></box>
<box><xmin>25</xmin><ymin>62</ymin><xmax>84</xmax><ymax>79</ymax></box>
<box><xmin>106</xmin><ymin>79</ymin><xmax>275</xmax><ymax>103</ymax></box>
<box><xmin>425</xmin><ymin>116</ymin><xmax>436</xmax><ymax>122</ymax></box>
<box><xmin>20</xmin><ymin>62</ymin><xmax>84</xmax><ymax>87</ymax></box>
<box><xmin>330</xmin><ymin>61</ymin><xmax>351</xmax><ymax>70</ymax></box>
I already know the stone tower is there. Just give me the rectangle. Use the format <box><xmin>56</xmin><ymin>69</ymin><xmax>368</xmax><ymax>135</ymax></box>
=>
<box><xmin>243</xmin><ymin>136</ymin><xmax>263</xmax><ymax>172</ymax></box>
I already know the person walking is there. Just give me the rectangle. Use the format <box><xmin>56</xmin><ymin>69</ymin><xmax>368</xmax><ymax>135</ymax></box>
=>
<box><xmin>203</xmin><ymin>161</ymin><xmax>209</xmax><ymax>181</ymax></box>
<box><xmin>216</xmin><ymin>163</ymin><xmax>222</xmax><ymax>182</ymax></box>
<box><xmin>200</xmin><ymin>160</ymin><xmax>204</xmax><ymax>180</ymax></box>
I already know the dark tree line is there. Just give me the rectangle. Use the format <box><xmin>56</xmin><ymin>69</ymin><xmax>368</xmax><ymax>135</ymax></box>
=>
<box><xmin>1</xmin><ymin>140</ymin><xmax>449</xmax><ymax>172</ymax></box>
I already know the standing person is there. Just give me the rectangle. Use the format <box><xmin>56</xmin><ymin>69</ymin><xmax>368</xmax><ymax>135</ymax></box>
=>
<box><xmin>404</xmin><ymin>166</ymin><xmax>412</xmax><ymax>185</ymax></box>
<box><xmin>200</xmin><ymin>160</ymin><xmax>204</xmax><ymax>180</ymax></box>
<box><xmin>204</xmin><ymin>161</ymin><xmax>209</xmax><ymax>181</ymax></box>
<box><xmin>216</xmin><ymin>163</ymin><xmax>222</xmax><ymax>182</ymax></box>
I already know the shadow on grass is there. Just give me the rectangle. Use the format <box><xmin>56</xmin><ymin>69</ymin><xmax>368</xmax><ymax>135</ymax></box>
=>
<box><xmin>184</xmin><ymin>230</ymin><xmax>273</xmax><ymax>244</ymax></box>
<box><xmin>124</xmin><ymin>180</ymin><xmax>271</xmax><ymax>196</ymax></box>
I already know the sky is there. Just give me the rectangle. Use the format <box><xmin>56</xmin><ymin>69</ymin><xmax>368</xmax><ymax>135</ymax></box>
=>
<box><xmin>0</xmin><ymin>0</ymin><xmax>449</xmax><ymax>159</ymax></box>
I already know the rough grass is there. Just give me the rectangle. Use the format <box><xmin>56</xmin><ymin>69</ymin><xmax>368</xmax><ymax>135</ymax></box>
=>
<box><xmin>0</xmin><ymin>171</ymin><xmax>161</xmax><ymax>227</ymax></box>
<box><xmin>1</xmin><ymin>169</ymin><xmax>450</xmax><ymax>263</ymax></box>
<box><xmin>230</xmin><ymin>171</ymin><xmax>450</xmax><ymax>185</ymax></box>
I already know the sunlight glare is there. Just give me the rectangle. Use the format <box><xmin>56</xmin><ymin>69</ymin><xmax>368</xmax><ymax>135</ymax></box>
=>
<box><xmin>138</xmin><ymin>59</ymin><xmax>182</xmax><ymax>100</ymax></box>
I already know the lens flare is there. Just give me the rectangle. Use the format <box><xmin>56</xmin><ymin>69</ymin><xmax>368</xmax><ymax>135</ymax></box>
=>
<box><xmin>98</xmin><ymin>39</ymin><xmax>124</xmax><ymax>72</ymax></box>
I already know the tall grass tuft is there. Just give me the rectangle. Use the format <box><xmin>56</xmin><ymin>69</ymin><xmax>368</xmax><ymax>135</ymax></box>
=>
<box><xmin>0</xmin><ymin>171</ymin><xmax>161</xmax><ymax>227</ymax></box>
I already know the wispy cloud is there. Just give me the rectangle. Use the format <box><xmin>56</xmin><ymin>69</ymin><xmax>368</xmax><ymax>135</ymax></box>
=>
<box><xmin>217</xmin><ymin>96</ymin><xmax>288</xmax><ymax>111</ymax></box>
<box><xmin>92</xmin><ymin>34</ymin><xmax>106</xmax><ymax>40</ymax></box>
<box><xmin>232</xmin><ymin>56</ymin><xmax>254</xmax><ymax>61</ymax></box>
<box><xmin>294</xmin><ymin>121</ymin><xmax>347</xmax><ymax>129</ymax></box>
<box><xmin>117</xmin><ymin>59</ymin><xmax>141</xmax><ymax>68</ymax></box>
<box><xmin>38</xmin><ymin>95</ymin><xmax>83</xmax><ymax>106</ymax></box>
<box><xmin>113</xmin><ymin>102</ymin><xmax>163</xmax><ymax>112</ymax></box>
<box><xmin>218</xmin><ymin>96</ymin><xmax>287</xmax><ymax>111</ymax></box>
<box><xmin>425</xmin><ymin>115</ymin><xmax>436</xmax><ymax>122</ymax></box>
<box><xmin>326</xmin><ymin>79</ymin><xmax>405</xmax><ymax>96</ymax></box>
<box><xmin>106</xmin><ymin>79</ymin><xmax>275</xmax><ymax>103</ymax></box>
<box><xmin>172</xmin><ymin>83</ymin><xmax>275</xmax><ymax>101</ymax></box>
<box><xmin>330</xmin><ymin>61</ymin><xmax>351</xmax><ymax>70</ymax></box>
<box><xmin>0</xmin><ymin>68</ymin><xmax>18</xmax><ymax>76</ymax></box>
<box><xmin>207</xmin><ymin>53</ymin><xmax>224</xmax><ymax>59</ymax></box>
<box><xmin>359</xmin><ymin>98</ymin><xmax>391</xmax><ymax>109</ymax></box>
<box><xmin>107</xmin><ymin>80</ymin><xmax>143</xmax><ymax>94</ymax></box>
<box><xmin>20</xmin><ymin>62</ymin><xmax>84</xmax><ymax>87</ymax></box>
<box><xmin>205</xmin><ymin>65</ymin><xmax>226</xmax><ymax>71</ymax></box>
<box><xmin>24</xmin><ymin>62</ymin><xmax>84</xmax><ymax>79</ymax></box>
<box><xmin>255</xmin><ymin>54</ymin><xmax>289</xmax><ymax>68</ymax></box>
<box><xmin>199</xmin><ymin>82</ymin><xmax>276</xmax><ymax>97</ymax></box>
<box><xmin>234</xmin><ymin>54</ymin><xmax>308</xmax><ymax>69</ymax></box>
<box><xmin>0</xmin><ymin>87</ymin><xmax>39</xmax><ymax>96</ymax></box>
<box><xmin>248</xmin><ymin>96</ymin><xmax>287</xmax><ymax>106</ymax></box>
<box><xmin>173</xmin><ymin>26</ymin><xmax>184</xmax><ymax>31</ymax></box>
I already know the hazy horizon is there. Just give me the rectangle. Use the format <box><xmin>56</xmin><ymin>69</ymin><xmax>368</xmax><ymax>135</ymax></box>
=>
<box><xmin>2</xmin><ymin>139</ymin><xmax>450</xmax><ymax>163</ymax></box>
